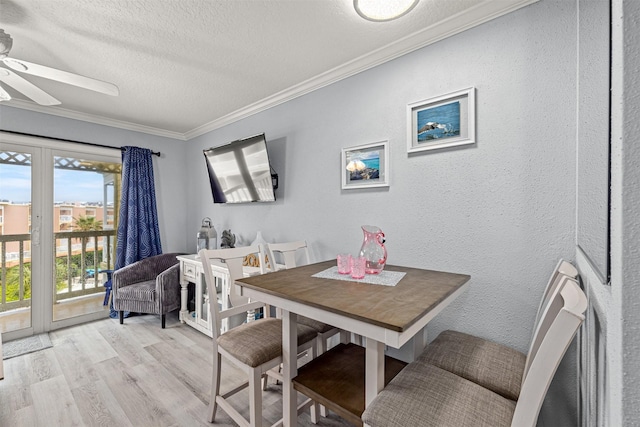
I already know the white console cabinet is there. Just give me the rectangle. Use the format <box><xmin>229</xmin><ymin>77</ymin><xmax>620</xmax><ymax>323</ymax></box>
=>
<box><xmin>177</xmin><ymin>254</ymin><xmax>265</xmax><ymax>337</ymax></box>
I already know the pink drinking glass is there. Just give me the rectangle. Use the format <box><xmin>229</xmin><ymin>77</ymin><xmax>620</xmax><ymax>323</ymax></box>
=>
<box><xmin>350</xmin><ymin>256</ymin><xmax>366</xmax><ymax>279</ymax></box>
<box><xmin>337</xmin><ymin>254</ymin><xmax>352</xmax><ymax>274</ymax></box>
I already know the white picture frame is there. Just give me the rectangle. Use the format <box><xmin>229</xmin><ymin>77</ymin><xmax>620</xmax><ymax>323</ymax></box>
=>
<box><xmin>407</xmin><ymin>87</ymin><xmax>476</xmax><ymax>153</ymax></box>
<box><xmin>341</xmin><ymin>140</ymin><xmax>389</xmax><ymax>190</ymax></box>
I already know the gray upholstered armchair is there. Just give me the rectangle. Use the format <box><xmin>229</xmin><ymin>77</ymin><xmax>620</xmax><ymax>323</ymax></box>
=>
<box><xmin>112</xmin><ymin>253</ymin><xmax>184</xmax><ymax>328</ymax></box>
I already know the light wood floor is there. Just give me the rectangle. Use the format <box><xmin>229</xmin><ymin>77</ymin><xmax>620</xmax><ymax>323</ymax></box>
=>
<box><xmin>1</xmin><ymin>292</ymin><xmax>107</xmax><ymax>333</ymax></box>
<box><xmin>0</xmin><ymin>312</ymin><xmax>353</xmax><ymax>426</ymax></box>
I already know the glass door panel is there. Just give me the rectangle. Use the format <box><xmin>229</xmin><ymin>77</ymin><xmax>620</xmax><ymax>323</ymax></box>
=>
<box><xmin>0</xmin><ymin>149</ymin><xmax>34</xmax><ymax>335</ymax></box>
<box><xmin>52</xmin><ymin>155</ymin><xmax>121</xmax><ymax>322</ymax></box>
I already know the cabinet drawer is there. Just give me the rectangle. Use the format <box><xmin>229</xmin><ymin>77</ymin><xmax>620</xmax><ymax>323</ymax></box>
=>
<box><xmin>182</xmin><ymin>263</ymin><xmax>197</xmax><ymax>280</ymax></box>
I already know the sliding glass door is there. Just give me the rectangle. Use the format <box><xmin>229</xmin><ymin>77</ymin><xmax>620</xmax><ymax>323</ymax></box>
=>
<box><xmin>51</xmin><ymin>152</ymin><xmax>121</xmax><ymax>324</ymax></box>
<box><xmin>0</xmin><ymin>144</ymin><xmax>40</xmax><ymax>338</ymax></box>
<box><xmin>0</xmin><ymin>132</ymin><xmax>121</xmax><ymax>339</ymax></box>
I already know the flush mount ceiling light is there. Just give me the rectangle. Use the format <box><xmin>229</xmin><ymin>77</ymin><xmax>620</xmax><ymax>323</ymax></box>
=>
<box><xmin>354</xmin><ymin>0</ymin><xmax>419</xmax><ymax>22</ymax></box>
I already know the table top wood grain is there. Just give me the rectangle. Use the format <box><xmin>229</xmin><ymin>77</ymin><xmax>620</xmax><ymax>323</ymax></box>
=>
<box><xmin>236</xmin><ymin>260</ymin><xmax>470</xmax><ymax>333</ymax></box>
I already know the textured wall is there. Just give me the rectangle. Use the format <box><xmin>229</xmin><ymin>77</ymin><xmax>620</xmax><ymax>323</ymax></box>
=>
<box><xmin>579</xmin><ymin>0</ymin><xmax>640</xmax><ymax>425</ymax></box>
<box><xmin>576</xmin><ymin>0</ymin><xmax>611</xmax><ymax>282</ymax></box>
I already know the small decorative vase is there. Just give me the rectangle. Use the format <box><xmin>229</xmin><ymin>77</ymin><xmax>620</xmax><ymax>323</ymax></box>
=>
<box><xmin>251</xmin><ymin>231</ymin><xmax>267</xmax><ymax>248</ymax></box>
<box><xmin>359</xmin><ymin>225</ymin><xmax>387</xmax><ymax>274</ymax></box>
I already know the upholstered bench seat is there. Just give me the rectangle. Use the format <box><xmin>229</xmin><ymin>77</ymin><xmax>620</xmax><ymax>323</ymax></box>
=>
<box><xmin>418</xmin><ymin>329</ymin><xmax>526</xmax><ymax>401</ymax></box>
<box><xmin>217</xmin><ymin>317</ymin><xmax>317</xmax><ymax>368</ymax></box>
<box><xmin>361</xmin><ymin>360</ymin><xmax>516</xmax><ymax>427</ymax></box>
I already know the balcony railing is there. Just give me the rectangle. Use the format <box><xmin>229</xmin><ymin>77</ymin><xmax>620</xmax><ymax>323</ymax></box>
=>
<box><xmin>0</xmin><ymin>230</ymin><xmax>117</xmax><ymax>313</ymax></box>
<box><xmin>0</xmin><ymin>234</ymin><xmax>30</xmax><ymax>312</ymax></box>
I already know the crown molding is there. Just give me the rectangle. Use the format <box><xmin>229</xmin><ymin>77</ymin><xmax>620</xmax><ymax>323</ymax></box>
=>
<box><xmin>185</xmin><ymin>0</ymin><xmax>538</xmax><ymax>140</ymax></box>
<box><xmin>2</xmin><ymin>99</ymin><xmax>187</xmax><ymax>141</ymax></box>
<box><xmin>3</xmin><ymin>0</ymin><xmax>537</xmax><ymax>142</ymax></box>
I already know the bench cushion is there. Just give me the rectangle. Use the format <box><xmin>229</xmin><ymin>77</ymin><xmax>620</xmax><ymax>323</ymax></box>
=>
<box><xmin>361</xmin><ymin>361</ymin><xmax>515</xmax><ymax>427</ymax></box>
<box><xmin>418</xmin><ymin>330</ymin><xmax>526</xmax><ymax>401</ymax></box>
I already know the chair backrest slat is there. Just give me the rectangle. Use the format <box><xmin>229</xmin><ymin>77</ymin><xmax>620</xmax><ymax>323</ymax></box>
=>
<box><xmin>526</xmin><ymin>260</ymin><xmax>579</xmax><ymax>374</ymax></box>
<box><xmin>535</xmin><ymin>259</ymin><xmax>579</xmax><ymax>326</ymax></box>
<box><xmin>266</xmin><ymin>240</ymin><xmax>310</xmax><ymax>270</ymax></box>
<box><xmin>513</xmin><ymin>277</ymin><xmax>587</xmax><ymax>427</ymax></box>
<box><xmin>198</xmin><ymin>245</ymin><xmax>265</xmax><ymax>339</ymax></box>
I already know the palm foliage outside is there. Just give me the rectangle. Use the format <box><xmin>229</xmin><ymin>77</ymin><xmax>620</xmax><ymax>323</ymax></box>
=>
<box><xmin>73</xmin><ymin>215</ymin><xmax>103</xmax><ymax>231</ymax></box>
<box><xmin>1</xmin><ymin>250</ymin><xmax>105</xmax><ymax>304</ymax></box>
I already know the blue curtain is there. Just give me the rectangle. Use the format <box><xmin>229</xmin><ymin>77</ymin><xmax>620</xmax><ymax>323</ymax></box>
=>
<box><xmin>115</xmin><ymin>146</ymin><xmax>163</xmax><ymax>269</ymax></box>
<box><xmin>109</xmin><ymin>146</ymin><xmax>162</xmax><ymax>318</ymax></box>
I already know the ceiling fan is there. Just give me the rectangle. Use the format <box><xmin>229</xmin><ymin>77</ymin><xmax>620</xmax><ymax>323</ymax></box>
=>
<box><xmin>0</xmin><ymin>29</ymin><xmax>119</xmax><ymax>106</ymax></box>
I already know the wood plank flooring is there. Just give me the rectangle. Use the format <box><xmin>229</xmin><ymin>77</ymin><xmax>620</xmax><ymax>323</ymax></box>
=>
<box><xmin>0</xmin><ymin>312</ymin><xmax>353</xmax><ymax>426</ymax></box>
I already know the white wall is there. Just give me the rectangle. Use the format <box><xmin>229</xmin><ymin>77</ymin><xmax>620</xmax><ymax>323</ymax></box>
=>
<box><xmin>0</xmin><ymin>106</ymin><xmax>189</xmax><ymax>254</ymax></box>
<box><xmin>576</xmin><ymin>0</ymin><xmax>640</xmax><ymax>425</ymax></box>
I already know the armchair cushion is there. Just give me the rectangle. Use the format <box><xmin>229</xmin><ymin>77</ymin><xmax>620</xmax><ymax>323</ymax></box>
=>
<box><xmin>361</xmin><ymin>361</ymin><xmax>515</xmax><ymax>427</ymax></box>
<box><xmin>417</xmin><ymin>330</ymin><xmax>526</xmax><ymax>401</ymax></box>
<box><xmin>117</xmin><ymin>280</ymin><xmax>156</xmax><ymax>302</ymax></box>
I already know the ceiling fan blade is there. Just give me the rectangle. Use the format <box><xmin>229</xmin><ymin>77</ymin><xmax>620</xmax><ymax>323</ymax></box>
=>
<box><xmin>0</xmin><ymin>68</ymin><xmax>61</xmax><ymax>105</ymax></box>
<box><xmin>0</xmin><ymin>85</ymin><xmax>11</xmax><ymax>101</ymax></box>
<box><xmin>3</xmin><ymin>57</ymin><xmax>119</xmax><ymax>96</ymax></box>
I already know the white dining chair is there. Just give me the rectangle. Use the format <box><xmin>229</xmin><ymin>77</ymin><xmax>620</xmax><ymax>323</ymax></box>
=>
<box><xmin>362</xmin><ymin>275</ymin><xmax>587</xmax><ymax>427</ymax></box>
<box><xmin>266</xmin><ymin>241</ymin><xmax>344</xmax><ymax>354</ymax></box>
<box><xmin>199</xmin><ymin>246</ymin><xmax>319</xmax><ymax>427</ymax></box>
<box><xmin>534</xmin><ymin>259</ymin><xmax>579</xmax><ymax>328</ymax></box>
<box><xmin>416</xmin><ymin>259</ymin><xmax>580</xmax><ymax>402</ymax></box>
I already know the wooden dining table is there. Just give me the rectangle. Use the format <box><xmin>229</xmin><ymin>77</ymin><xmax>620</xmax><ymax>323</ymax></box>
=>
<box><xmin>236</xmin><ymin>260</ymin><xmax>470</xmax><ymax>426</ymax></box>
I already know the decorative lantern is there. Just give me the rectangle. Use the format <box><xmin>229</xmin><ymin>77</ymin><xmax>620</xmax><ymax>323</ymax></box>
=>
<box><xmin>196</xmin><ymin>217</ymin><xmax>217</xmax><ymax>253</ymax></box>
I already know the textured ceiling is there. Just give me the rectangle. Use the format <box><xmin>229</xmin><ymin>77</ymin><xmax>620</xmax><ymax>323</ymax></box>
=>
<box><xmin>0</xmin><ymin>0</ymin><xmax>536</xmax><ymax>140</ymax></box>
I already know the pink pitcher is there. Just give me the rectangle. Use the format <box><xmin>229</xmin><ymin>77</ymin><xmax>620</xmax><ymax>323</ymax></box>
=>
<box><xmin>359</xmin><ymin>225</ymin><xmax>387</xmax><ymax>274</ymax></box>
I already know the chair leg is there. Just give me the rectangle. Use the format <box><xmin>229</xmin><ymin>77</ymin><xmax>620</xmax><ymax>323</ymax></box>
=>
<box><xmin>249</xmin><ymin>368</ymin><xmax>263</xmax><ymax>427</ymax></box>
<box><xmin>308</xmin><ymin>343</ymin><xmax>319</xmax><ymax>424</ymax></box>
<box><xmin>208</xmin><ymin>350</ymin><xmax>222</xmax><ymax>423</ymax></box>
<box><xmin>161</xmin><ymin>314</ymin><xmax>166</xmax><ymax>329</ymax></box>
<box><xmin>317</xmin><ymin>335</ymin><xmax>328</xmax><ymax>417</ymax></box>
<box><xmin>119</xmin><ymin>311</ymin><xmax>124</xmax><ymax>324</ymax></box>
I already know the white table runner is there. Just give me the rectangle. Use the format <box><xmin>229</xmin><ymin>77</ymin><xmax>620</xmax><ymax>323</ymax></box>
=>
<box><xmin>312</xmin><ymin>266</ymin><xmax>406</xmax><ymax>287</ymax></box>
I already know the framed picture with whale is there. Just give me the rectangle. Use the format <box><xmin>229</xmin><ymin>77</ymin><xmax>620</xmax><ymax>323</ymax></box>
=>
<box><xmin>407</xmin><ymin>87</ymin><xmax>475</xmax><ymax>153</ymax></box>
<box><xmin>341</xmin><ymin>140</ymin><xmax>389</xmax><ymax>190</ymax></box>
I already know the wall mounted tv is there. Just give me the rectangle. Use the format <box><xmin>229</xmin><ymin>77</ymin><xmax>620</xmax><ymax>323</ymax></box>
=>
<box><xmin>204</xmin><ymin>133</ymin><xmax>278</xmax><ymax>204</ymax></box>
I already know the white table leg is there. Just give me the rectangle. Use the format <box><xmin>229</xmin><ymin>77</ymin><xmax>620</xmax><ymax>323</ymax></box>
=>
<box><xmin>365</xmin><ymin>339</ymin><xmax>385</xmax><ymax>408</ymax></box>
<box><xmin>282</xmin><ymin>310</ymin><xmax>298</xmax><ymax>427</ymax></box>
<box><xmin>411</xmin><ymin>327</ymin><xmax>426</xmax><ymax>361</ymax></box>
<box><xmin>179</xmin><ymin>279</ymin><xmax>189</xmax><ymax>323</ymax></box>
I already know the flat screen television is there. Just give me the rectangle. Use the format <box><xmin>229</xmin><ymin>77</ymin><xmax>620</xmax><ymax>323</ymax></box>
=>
<box><xmin>204</xmin><ymin>133</ymin><xmax>277</xmax><ymax>204</ymax></box>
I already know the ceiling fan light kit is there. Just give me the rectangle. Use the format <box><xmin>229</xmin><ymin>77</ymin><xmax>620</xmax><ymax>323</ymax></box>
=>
<box><xmin>354</xmin><ymin>0</ymin><xmax>419</xmax><ymax>22</ymax></box>
<box><xmin>0</xmin><ymin>28</ymin><xmax>119</xmax><ymax>106</ymax></box>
